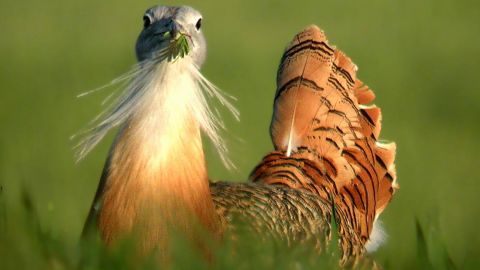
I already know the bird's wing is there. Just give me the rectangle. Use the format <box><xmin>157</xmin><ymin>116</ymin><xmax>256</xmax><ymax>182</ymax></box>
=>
<box><xmin>210</xmin><ymin>182</ymin><xmax>366</xmax><ymax>265</ymax></box>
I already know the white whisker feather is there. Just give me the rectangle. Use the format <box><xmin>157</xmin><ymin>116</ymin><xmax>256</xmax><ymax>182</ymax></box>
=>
<box><xmin>73</xmin><ymin>52</ymin><xmax>238</xmax><ymax>169</ymax></box>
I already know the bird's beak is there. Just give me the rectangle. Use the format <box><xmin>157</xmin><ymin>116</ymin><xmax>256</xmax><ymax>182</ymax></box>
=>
<box><xmin>153</xmin><ymin>19</ymin><xmax>183</xmax><ymax>40</ymax></box>
<box><xmin>153</xmin><ymin>20</ymin><xmax>191</xmax><ymax>61</ymax></box>
<box><xmin>169</xmin><ymin>20</ymin><xmax>180</xmax><ymax>39</ymax></box>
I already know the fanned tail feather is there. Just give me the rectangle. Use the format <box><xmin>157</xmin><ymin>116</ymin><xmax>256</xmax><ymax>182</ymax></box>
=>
<box><xmin>251</xmin><ymin>25</ymin><xmax>398</xmax><ymax>249</ymax></box>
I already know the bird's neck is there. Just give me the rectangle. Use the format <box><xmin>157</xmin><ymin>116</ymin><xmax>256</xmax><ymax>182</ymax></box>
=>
<box><xmin>98</xmin><ymin>63</ymin><xmax>218</xmax><ymax>250</ymax></box>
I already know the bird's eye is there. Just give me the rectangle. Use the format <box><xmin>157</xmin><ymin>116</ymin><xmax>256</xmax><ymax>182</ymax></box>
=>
<box><xmin>195</xmin><ymin>18</ymin><xmax>202</xmax><ymax>30</ymax></box>
<box><xmin>143</xmin><ymin>15</ymin><xmax>152</xmax><ymax>28</ymax></box>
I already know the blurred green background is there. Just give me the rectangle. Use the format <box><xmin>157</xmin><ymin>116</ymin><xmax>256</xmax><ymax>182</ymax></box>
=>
<box><xmin>1</xmin><ymin>0</ymin><xmax>479</xmax><ymax>268</ymax></box>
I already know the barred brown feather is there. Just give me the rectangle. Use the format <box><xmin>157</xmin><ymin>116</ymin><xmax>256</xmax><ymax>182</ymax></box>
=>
<box><xmin>210</xmin><ymin>182</ymin><xmax>366</xmax><ymax>265</ymax></box>
<box><xmin>251</xmin><ymin>25</ymin><xmax>398</xmax><ymax>250</ymax></box>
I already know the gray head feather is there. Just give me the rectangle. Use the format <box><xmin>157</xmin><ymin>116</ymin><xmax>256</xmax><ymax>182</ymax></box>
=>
<box><xmin>136</xmin><ymin>6</ymin><xmax>206</xmax><ymax>66</ymax></box>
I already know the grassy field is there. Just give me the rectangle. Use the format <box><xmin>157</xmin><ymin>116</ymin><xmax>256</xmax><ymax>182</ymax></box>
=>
<box><xmin>0</xmin><ymin>0</ymin><xmax>479</xmax><ymax>269</ymax></box>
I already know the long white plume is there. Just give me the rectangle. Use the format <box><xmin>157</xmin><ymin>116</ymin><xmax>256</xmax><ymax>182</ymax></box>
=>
<box><xmin>72</xmin><ymin>51</ymin><xmax>239</xmax><ymax>169</ymax></box>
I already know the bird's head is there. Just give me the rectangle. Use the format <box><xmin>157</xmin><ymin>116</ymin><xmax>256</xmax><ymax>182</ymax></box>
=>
<box><xmin>74</xmin><ymin>5</ymin><xmax>238</xmax><ymax>167</ymax></box>
<box><xmin>135</xmin><ymin>6</ymin><xmax>206</xmax><ymax>67</ymax></box>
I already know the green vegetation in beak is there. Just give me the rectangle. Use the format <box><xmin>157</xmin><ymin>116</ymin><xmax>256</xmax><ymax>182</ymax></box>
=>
<box><xmin>165</xmin><ymin>32</ymin><xmax>191</xmax><ymax>62</ymax></box>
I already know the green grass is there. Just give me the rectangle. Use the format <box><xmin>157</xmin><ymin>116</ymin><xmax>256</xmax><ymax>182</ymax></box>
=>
<box><xmin>0</xmin><ymin>0</ymin><xmax>479</xmax><ymax>269</ymax></box>
<box><xmin>0</xmin><ymin>189</ymin><xmax>459</xmax><ymax>269</ymax></box>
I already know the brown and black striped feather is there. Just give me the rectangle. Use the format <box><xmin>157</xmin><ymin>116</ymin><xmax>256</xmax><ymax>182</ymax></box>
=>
<box><xmin>251</xmin><ymin>25</ymin><xmax>398</xmax><ymax>252</ymax></box>
<box><xmin>210</xmin><ymin>182</ymin><xmax>365</xmax><ymax>265</ymax></box>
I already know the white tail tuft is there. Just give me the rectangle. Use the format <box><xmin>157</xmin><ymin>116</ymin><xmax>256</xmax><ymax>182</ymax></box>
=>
<box><xmin>365</xmin><ymin>219</ymin><xmax>387</xmax><ymax>253</ymax></box>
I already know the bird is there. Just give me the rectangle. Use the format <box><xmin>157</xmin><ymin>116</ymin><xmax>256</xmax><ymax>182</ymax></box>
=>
<box><xmin>76</xmin><ymin>5</ymin><xmax>398</xmax><ymax>266</ymax></box>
